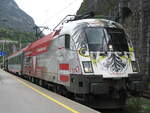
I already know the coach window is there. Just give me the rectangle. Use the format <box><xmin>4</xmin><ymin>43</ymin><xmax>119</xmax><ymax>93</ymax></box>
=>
<box><xmin>65</xmin><ymin>34</ymin><xmax>70</xmax><ymax>49</ymax></box>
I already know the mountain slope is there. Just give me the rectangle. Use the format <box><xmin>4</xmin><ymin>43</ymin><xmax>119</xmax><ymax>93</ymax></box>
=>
<box><xmin>0</xmin><ymin>0</ymin><xmax>36</xmax><ymax>32</ymax></box>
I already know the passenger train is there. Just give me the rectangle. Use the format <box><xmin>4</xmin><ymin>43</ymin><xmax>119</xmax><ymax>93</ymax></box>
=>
<box><xmin>4</xmin><ymin>13</ymin><xmax>143</xmax><ymax>108</ymax></box>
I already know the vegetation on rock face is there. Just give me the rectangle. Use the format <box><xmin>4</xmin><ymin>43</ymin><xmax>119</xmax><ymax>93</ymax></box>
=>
<box><xmin>127</xmin><ymin>97</ymin><xmax>150</xmax><ymax>113</ymax></box>
<box><xmin>0</xmin><ymin>28</ymin><xmax>37</xmax><ymax>62</ymax></box>
<box><xmin>0</xmin><ymin>28</ymin><xmax>36</xmax><ymax>44</ymax></box>
<box><xmin>77</xmin><ymin>0</ymin><xmax>89</xmax><ymax>14</ymax></box>
<box><xmin>77</xmin><ymin>0</ymin><xmax>118</xmax><ymax>18</ymax></box>
<box><xmin>0</xmin><ymin>0</ymin><xmax>41</xmax><ymax>63</ymax></box>
<box><xmin>0</xmin><ymin>0</ymin><xmax>36</xmax><ymax>32</ymax></box>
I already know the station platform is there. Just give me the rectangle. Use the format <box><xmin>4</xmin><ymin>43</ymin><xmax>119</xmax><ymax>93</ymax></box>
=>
<box><xmin>0</xmin><ymin>69</ymin><xmax>100</xmax><ymax>113</ymax></box>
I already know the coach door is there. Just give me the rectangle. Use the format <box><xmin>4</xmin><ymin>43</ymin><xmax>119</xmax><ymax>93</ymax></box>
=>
<box><xmin>56</xmin><ymin>34</ymin><xmax>70</xmax><ymax>86</ymax></box>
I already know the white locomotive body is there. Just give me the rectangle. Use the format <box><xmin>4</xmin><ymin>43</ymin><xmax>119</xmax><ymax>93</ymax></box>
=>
<box><xmin>5</xmin><ymin>18</ymin><xmax>143</xmax><ymax>108</ymax></box>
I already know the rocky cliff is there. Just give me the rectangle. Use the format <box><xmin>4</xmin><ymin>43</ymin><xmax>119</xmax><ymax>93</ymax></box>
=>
<box><xmin>0</xmin><ymin>0</ymin><xmax>36</xmax><ymax>32</ymax></box>
<box><xmin>77</xmin><ymin>0</ymin><xmax>118</xmax><ymax>17</ymax></box>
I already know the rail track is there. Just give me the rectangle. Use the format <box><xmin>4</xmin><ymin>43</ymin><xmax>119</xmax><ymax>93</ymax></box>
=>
<box><xmin>97</xmin><ymin>108</ymin><xmax>132</xmax><ymax>113</ymax></box>
<box><xmin>143</xmin><ymin>89</ymin><xmax>150</xmax><ymax>98</ymax></box>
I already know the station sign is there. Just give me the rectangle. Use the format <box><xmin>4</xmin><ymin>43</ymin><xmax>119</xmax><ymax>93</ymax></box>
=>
<box><xmin>0</xmin><ymin>51</ymin><xmax>7</xmax><ymax>56</ymax></box>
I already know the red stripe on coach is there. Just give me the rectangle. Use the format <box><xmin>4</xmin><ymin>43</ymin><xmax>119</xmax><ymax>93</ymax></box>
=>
<box><xmin>59</xmin><ymin>64</ymin><xmax>69</xmax><ymax>70</ymax></box>
<box><xmin>60</xmin><ymin>75</ymin><xmax>69</xmax><ymax>82</ymax></box>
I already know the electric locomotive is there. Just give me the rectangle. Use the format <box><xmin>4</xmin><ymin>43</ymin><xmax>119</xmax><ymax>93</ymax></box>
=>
<box><xmin>5</xmin><ymin>14</ymin><xmax>143</xmax><ymax>109</ymax></box>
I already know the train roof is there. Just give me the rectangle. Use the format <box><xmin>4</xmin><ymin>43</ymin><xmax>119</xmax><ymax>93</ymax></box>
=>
<box><xmin>26</xmin><ymin>19</ymin><xmax>123</xmax><ymax>52</ymax></box>
<box><xmin>26</xmin><ymin>30</ymin><xmax>60</xmax><ymax>51</ymax></box>
<box><xmin>7</xmin><ymin>18</ymin><xmax>124</xmax><ymax>58</ymax></box>
<box><xmin>59</xmin><ymin>18</ymin><xmax>124</xmax><ymax>35</ymax></box>
<box><xmin>24</xmin><ymin>30</ymin><xmax>60</xmax><ymax>56</ymax></box>
<box><xmin>26</xmin><ymin>33</ymin><xmax>53</xmax><ymax>51</ymax></box>
<box><xmin>69</xmin><ymin>19</ymin><xmax>121</xmax><ymax>26</ymax></box>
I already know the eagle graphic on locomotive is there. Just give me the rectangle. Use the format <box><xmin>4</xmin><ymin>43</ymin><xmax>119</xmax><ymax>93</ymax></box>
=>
<box><xmin>4</xmin><ymin>13</ymin><xmax>143</xmax><ymax>109</ymax></box>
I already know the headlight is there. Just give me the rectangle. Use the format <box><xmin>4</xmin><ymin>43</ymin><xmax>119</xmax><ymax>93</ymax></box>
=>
<box><xmin>108</xmin><ymin>44</ymin><xmax>113</xmax><ymax>51</ymax></box>
<box><xmin>82</xmin><ymin>61</ymin><xmax>93</xmax><ymax>73</ymax></box>
<box><xmin>131</xmin><ymin>61</ymin><xmax>139</xmax><ymax>72</ymax></box>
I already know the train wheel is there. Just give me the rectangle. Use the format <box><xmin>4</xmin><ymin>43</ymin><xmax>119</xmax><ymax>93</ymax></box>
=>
<box><xmin>16</xmin><ymin>72</ymin><xmax>19</xmax><ymax>76</ymax></box>
<box><xmin>43</xmin><ymin>81</ymin><xmax>48</xmax><ymax>88</ymax></box>
<box><xmin>61</xmin><ymin>88</ymin><xmax>73</xmax><ymax>99</ymax></box>
<box><xmin>29</xmin><ymin>76</ymin><xmax>32</xmax><ymax>82</ymax></box>
<box><xmin>55</xmin><ymin>85</ymin><xmax>63</xmax><ymax>95</ymax></box>
<box><xmin>52</xmin><ymin>85</ymin><xmax>57</xmax><ymax>92</ymax></box>
<box><xmin>74</xmin><ymin>94</ymin><xmax>90</xmax><ymax>104</ymax></box>
<box><xmin>35</xmin><ymin>78</ymin><xmax>38</xmax><ymax>84</ymax></box>
<box><xmin>39</xmin><ymin>80</ymin><xmax>43</xmax><ymax>86</ymax></box>
<box><xmin>31</xmin><ymin>77</ymin><xmax>34</xmax><ymax>83</ymax></box>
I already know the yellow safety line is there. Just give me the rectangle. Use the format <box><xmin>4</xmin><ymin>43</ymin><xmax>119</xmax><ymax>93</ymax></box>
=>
<box><xmin>11</xmin><ymin>76</ymin><xmax>79</xmax><ymax>113</ymax></box>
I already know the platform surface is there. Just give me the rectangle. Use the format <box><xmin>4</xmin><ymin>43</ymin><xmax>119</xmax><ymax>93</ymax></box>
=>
<box><xmin>0</xmin><ymin>69</ymin><xmax>100</xmax><ymax>113</ymax></box>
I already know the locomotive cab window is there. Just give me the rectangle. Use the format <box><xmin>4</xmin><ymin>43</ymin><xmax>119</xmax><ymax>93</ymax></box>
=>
<box><xmin>65</xmin><ymin>34</ymin><xmax>70</xmax><ymax>49</ymax></box>
<box><xmin>106</xmin><ymin>28</ymin><xmax>129</xmax><ymax>52</ymax></box>
<box><xmin>85</xmin><ymin>27</ymin><xmax>106</xmax><ymax>51</ymax></box>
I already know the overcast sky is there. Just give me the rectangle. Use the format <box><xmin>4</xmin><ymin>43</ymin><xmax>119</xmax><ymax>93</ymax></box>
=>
<box><xmin>15</xmin><ymin>0</ymin><xmax>83</xmax><ymax>32</ymax></box>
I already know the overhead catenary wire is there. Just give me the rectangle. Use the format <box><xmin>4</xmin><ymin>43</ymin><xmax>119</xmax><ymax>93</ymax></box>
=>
<box><xmin>40</xmin><ymin>0</ymin><xmax>116</xmax><ymax>33</ymax></box>
<box><xmin>42</xmin><ymin>0</ymin><xmax>80</xmax><ymax>27</ymax></box>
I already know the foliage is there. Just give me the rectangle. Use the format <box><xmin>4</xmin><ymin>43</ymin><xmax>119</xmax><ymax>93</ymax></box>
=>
<box><xmin>77</xmin><ymin>0</ymin><xmax>118</xmax><ymax>17</ymax></box>
<box><xmin>0</xmin><ymin>28</ymin><xmax>37</xmax><ymax>62</ymax></box>
<box><xmin>0</xmin><ymin>28</ymin><xmax>36</xmax><ymax>45</ymax></box>
<box><xmin>77</xmin><ymin>0</ymin><xmax>89</xmax><ymax>14</ymax></box>
<box><xmin>127</xmin><ymin>97</ymin><xmax>150</xmax><ymax>113</ymax></box>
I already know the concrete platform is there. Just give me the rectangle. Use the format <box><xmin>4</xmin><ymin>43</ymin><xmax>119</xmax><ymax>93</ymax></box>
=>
<box><xmin>0</xmin><ymin>69</ymin><xmax>100</xmax><ymax>113</ymax></box>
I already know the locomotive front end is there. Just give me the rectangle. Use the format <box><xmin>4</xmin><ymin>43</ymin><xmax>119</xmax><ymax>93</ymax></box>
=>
<box><xmin>69</xmin><ymin>19</ymin><xmax>143</xmax><ymax>108</ymax></box>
